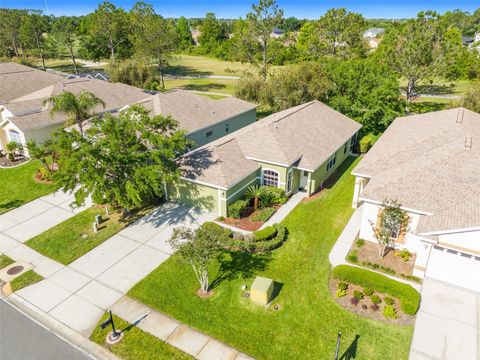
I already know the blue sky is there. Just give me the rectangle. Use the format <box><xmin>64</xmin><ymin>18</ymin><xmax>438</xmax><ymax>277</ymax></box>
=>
<box><xmin>1</xmin><ymin>0</ymin><xmax>478</xmax><ymax>19</ymax></box>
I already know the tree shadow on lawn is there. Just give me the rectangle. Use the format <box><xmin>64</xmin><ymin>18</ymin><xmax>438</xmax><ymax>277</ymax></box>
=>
<box><xmin>0</xmin><ymin>199</ymin><xmax>23</xmax><ymax>212</ymax></box>
<box><xmin>165</xmin><ymin>65</ymin><xmax>213</xmax><ymax>77</ymax></box>
<box><xmin>340</xmin><ymin>334</ymin><xmax>360</xmax><ymax>360</ymax></box>
<box><xmin>210</xmin><ymin>251</ymin><xmax>273</xmax><ymax>290</ymax></box>
<box><xmin>180</xmin><ymin>83</ymin><xmax>227</xmax><ymax>92</ymax></box>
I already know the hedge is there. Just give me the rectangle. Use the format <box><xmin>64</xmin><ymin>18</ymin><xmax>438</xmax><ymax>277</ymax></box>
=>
<box><xmin>253</xmin><ymin>226</ymin><xmax>277</xmax><ymax>241</ymax></box>
<box><xmin>332</xmin><ymin>265</ymin><xmax>420</xmax><ymax>315</ymax></box>
<box><xmin>228</xmin><ymin>224</ymin><xmax>287</xmax><ymax>253</ymax></box>
<box><xmin>228</xmin><ymin>199</ymin><xmax>249</xmax><ymax>218</ymax></box>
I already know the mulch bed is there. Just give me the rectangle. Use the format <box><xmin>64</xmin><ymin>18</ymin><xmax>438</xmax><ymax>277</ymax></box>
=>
<box><xmin>350</xmin><ymin>241</ymin><xmax>415</xmax><ymax>276</ymax></box>
<box><xmin>329</xmin><ymin>278</ymin><xmax>415</xmax><ymax>325</ymax></box>
<box><xmin>221</xmin><ymin>206</ymin><xmax>278</xmax><ymax>231</ymax></box>
<box><xmin>0</xmin><ymin>155</ymin><xmax>29</xmax><ymax>168</ymax></box>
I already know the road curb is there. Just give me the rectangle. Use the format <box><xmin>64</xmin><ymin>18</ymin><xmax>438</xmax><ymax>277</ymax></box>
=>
<box><xmin>1</xmin><ymin>294</ymin><xmax>119</xmax><ymax>360</ymax></box>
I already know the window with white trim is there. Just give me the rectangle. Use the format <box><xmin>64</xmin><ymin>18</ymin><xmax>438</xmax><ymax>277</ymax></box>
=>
<box><xmin>343</xmin><ymin>141</ymin><xmax>348</xmax><ymax>154</ymax></box>
<box><xmin>286</xmin><ymin>169</ymin><xmax>293</xmax><ymax>192</ymax></box>
<box><xmin>327</xmin><ymin>152</ymin><xmax>336</xmax><ymax>171</ymax></box>
<box><xmin>350</xmin><ymin>133</ymin><xmax>357</xmax><ymax>152</ymax></box>
<box><xmin>8</xmin><ymin>130</ymin><xmax>21</xmax><ymax>144</ymax></box>
<box><xmin>263</xmin><ymin>169</ymin><xmax>279</xmax><ymax>187</ymax></box>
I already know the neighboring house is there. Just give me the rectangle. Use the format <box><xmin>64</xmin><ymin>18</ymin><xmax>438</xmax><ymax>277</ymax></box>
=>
<box><xmin>0</xmin><ymin>76</ymin><xmax>152</xmax><ymax>155</ymax></box>
<box><xmin>469</xmin><ymin>32</ymin><xmax>480</xmax><ymax>52</ymax></box>
<box><xmin>130</xmin><ymin>90</ymin><xmax>257</xmax><ymax>148</ymax></box>
<box><xmin>270</xmin><ymin>27</ymin><xmax>285</xmax><ymax>39</ymax></box>
<box><xmin>363</xmin><ymin>28</ymin><xmax>384</xmax><ymax>39</ymax></box>
<box><xmin>462</xmin><ymin>35</ymin><xmax>474</xmax><ymax>46</ymax></box>
<box><xmin>351</xmin><ymin>108</ymin><xmax>480</xmax><ymax>292</ymax></box>
<box><xmin>191</xmin><ymin>29</ymin><xmax>201</xmax><ymax>45</ymax></box>
<box><xmin>168</xmin><ymin>101</ymin><xmax>361</xmax><ymax>217</ymax></box>
<box><xmin>0</xmin><ymin>62</ymin><xmax>64</xmax><ymax>104</ymax></box>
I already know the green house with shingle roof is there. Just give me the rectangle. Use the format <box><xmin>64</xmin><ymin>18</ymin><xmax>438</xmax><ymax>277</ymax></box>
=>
<box><xmin>168</xmin><ymin>100</ymin><xmax>362</xmax><ymax>217</ymax></box>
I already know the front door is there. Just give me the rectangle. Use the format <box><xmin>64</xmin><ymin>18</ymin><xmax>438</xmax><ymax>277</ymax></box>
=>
<box><xmin>299</xmin><ymin>171</ymin><xmax>309</xmax><ymax>191</ymax></box>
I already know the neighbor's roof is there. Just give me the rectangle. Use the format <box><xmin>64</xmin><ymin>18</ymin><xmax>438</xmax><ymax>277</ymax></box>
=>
<box><xmin>132</xmin><ymin>90</ymin><xmax>257</xmax><ymax>134</ymax></box>
<box><xmin>0</xmin><ymin>62</ymin><xmax>64</xmax><ymax>104</ymax></box>
<box><xmin>178</xmin><ymin>100</ymin><xmax>361</xmax><ymax>189</ymax></box>
<box><xmin>363</xmin><ymin>28</ymin><xmax>385</xmax><ymax>37</ymax></box>
<box><xmin>353</xmin><ymin>108</ymin><xmax>480</xmax><ymax>234</ymax></box>
<box><xmin>4</xmin><ymin>78</ymin><xmax>152</xmax><ymax>131</ymax></box>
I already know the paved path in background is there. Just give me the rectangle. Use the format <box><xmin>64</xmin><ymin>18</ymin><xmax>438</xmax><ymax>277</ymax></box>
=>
<box><xmin>0</xmin><ymin>300</ymin><xmax>91</xmax><ymax>360</ymax></box>
<box><xmin>111</xmin><ymin>296</ymin><xmax>254</xmax><ymax>360</ymax></box>
<box><xmin>8</xmin><ymin>203</ymin><xmax>215</xmax><ymax>338</ymax></box>
<box><xmin>328</xmin><ymin>205</ymin><xmax>421</xmax><ymax>291</ymax></box>
<box><xmin>410</xmin><ymin>279</ymin><xmax>479</xmax><ymax>360</ymax></box>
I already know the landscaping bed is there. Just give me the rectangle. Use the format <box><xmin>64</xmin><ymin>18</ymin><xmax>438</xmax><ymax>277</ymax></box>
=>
<box><xmin>26</xmin><ymin>204</ymin><xmax>153</xmax><ymax>265</ymax></box>
<box><xmin>329</xmin><ymin>278</ymin><xmax>415</xmax><ymax>326</ymax></box>
<box><xmin>347</xmin><ymin>239</ymin><xmax>420</xmax><ymax>283</ymax></box>
<box><xmin>129</xmin><ymin>157</ymin><xmax>414</xmax><ymax>360</ymax></box>
<box><xmin>0</xmin><ymin>154</ymin><xmax>29</xmax><ymax>168</ymax></box>
<box><xmin>220</xmin><ymin>206</ymin><xmax>278</xmax><ymax>231</ymax></box>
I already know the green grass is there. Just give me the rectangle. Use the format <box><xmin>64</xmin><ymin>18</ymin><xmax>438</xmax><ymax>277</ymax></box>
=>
<box><xmin>164</xmin><ymin>78</ymin><xmax>236</xmax><ymax>95</ymax></box>
<box><xmin>10</xmin><ymin>270</ymin><xmax>43</xmax><ymax>291</ymax></box>
<box><xmin>129</xmin><ymin>156</ymin><xmax>413</xmax><ymax>360</ymax></box>
<box><xmin>332</xmin><ymin>265</ymin><xmax>420</xmax><ymax>315</ymax></box>
<box><xmin>168</xmin><ymin>54</ymin><xmax>251</xmax><ymax>77</ymax></box>
<box><xmin>90</xmin><ymin>313</ymin><xmax>191</xmax><ymax>360</ymax></box>
<box><xmin>409</xmin><ymin>97</ymin><xmax>459</xmax><ymax>114</ymax></box>
<box><xmin>26</xmin><ymin>206</ymin><xmax>151</xmax><ymax>265</ymax></box>
<box><xmin>0</xmin><ymin>160</ymin><xmax>58</xmax><ymax>215</ymax></box>
<box><xmin>399</xmin><ymin>78</ymin><xmax>475</xmax><ymax>96</ymax></box>
<box><xmin>0</xmin><ymin>254</ymin><xmax>14</xmax><ymax>269</ymax></box>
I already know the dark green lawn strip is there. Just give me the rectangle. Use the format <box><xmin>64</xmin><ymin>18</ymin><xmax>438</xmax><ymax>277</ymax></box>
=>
<box><xmin>90</xmin><ymin>313</ymin><xmax>191</xmax><ymax>360</ymax></box>
<box><xmin>129</xmin><ymin>156</ymin><xmax>413</xmax><ymax>360</ymax></box>
<box><xmin>0</xmin><ymin>254</ymin><xmax>14</xmax><ymax>269</ymax></box>
<box><xmin>0</xmin><ymin>160</ymin><xmax>58</xmax><ymax>214</ymax></box>
<box><xmin>11</xmin><ymin>270</ymin><xmax>43</xmax><ymax>291</ymax></box>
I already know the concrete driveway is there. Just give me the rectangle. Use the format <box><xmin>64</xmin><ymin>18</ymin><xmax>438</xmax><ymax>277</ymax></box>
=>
<box><xmin>13</xmin><ymin>202</ymin><xmax>216</xmax><ymax>337</ymax></box>
<box><xmin>410</xmin><ymin>278</ymin><xmax>479</xmax><ymax>360</ymax></box>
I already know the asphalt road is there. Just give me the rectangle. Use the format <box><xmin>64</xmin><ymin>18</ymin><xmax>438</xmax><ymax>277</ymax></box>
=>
<box><xmin>0</xmin><ymin>300</ymin><xmax>92</xmax><ymax>360</ymax></box>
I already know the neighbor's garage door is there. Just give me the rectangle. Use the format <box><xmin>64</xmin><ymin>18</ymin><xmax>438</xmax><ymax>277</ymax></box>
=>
<box><xmin>426</xmin><ymin>245</ymin><xmax>480</xmax><ymax>293</ymax></box>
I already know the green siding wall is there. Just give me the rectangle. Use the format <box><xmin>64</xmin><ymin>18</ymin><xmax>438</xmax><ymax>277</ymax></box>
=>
<box><xmin>168</xmin><ymin>180</ymin><xmax>218</xmax><ymax>213</ymax></box>
<box><xmin>187</xmin><ymin>109</ymin><xmax>256</xmax><ymax>148</ymax></box>
<box><xmin>226</xmin><ymin>170</ymin><xmax>260</xmax><ymax>207</ymax></box>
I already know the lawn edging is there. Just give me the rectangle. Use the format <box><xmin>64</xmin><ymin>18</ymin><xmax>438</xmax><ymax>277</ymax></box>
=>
<box><xmin>332</xmin><ymin>265</ymin><xmax>420</xmax><ymax>315</ymax></box>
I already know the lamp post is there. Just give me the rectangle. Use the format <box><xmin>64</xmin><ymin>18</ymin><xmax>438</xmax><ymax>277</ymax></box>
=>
<box><xmin>334</xmin><ymin>331</ymin><xmax>341</xmax><ymax>360</ymax></box>
<box><xmin>100</xmin><ymin>310</ymin><xmax>123</xmax><ymax>344</ymax></box>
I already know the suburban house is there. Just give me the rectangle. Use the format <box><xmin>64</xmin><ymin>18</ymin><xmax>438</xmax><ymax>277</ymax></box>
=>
<box><xmin>351</xmin><ymin>108</ymin><xmax>480</xmax><ymax>292</ymax></box>
<box><xmin>168</xmin><ymin>100</ymin><xmax>361</xmax><ymax>217</ymax></box>
<box><xmin>130</xmin><ymin>90</ymin><xmax>257</xmax><ymax>148</ymax></box>
<box><xmin>270</xmin><ymin>27</ymin><xmax>285</xmax><ymax>39</ymax></box>
<box><xmin>0</xmin><ymin>75</ymin><xmax>152</xmax><ymax>155</ymax></box>
<box><xmin>363</xmin><ymin>28</ymin><xmax>385</xmax><ymax>39</ymax></box>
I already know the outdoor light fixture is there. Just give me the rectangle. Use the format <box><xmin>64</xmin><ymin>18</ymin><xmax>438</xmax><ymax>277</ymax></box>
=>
<box><xmin>334</xmin><ymin>331</ymin><xmax>342</xmax><ymax>360</ymax></box>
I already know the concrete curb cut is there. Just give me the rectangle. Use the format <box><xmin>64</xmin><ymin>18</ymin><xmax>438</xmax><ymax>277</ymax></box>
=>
<box><xmin>2</xmin><ymin>294</ymin><xmax>119</xmax><ymax>360</ymax></box>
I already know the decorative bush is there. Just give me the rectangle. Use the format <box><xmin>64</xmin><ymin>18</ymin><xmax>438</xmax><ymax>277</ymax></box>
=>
<box><xmin>261</xmin><ymin>186</ymin><xmax>288</xmax><ymax>206</ymax></box>
<box><xmin>360</xmin><ymin>261</ymin><xmax>396</xmax><ymax>275</ymax></box>
<box><xmin>350</xmin><ymin>297</ymin><xmax>359</xmax><ymax>305</ymax></box>
<box><xmin>335</xmin><ymin>289</ymin><xmax>347</xmax><ymax>298</ymax></box>
<box><xmin>253</xmin><ymin>224</ymin><xmax>286</xmax><ymax>252</ymax></box>
<box><xmin>227</xmin><ymin>199</ymin><xmax>249</xmax><ymax>219</ymax></box>
<box><xmin>253</xmin><ymin>226</ymin><xmax>277</xmax><ymax>241</ymax></box>
<box><xmin>363</xmin><ymin>287</ymin><xmax>374</xmax><ymax>296</ymax></box>
<box><xmin>337</xmin><ymin>281</ymin><xmax>348</xmax><ymax>291</ymax></box>
<box><xmin>251</xmin><ymin>207</ymin><xmax>276</xmax><ymax>222</ymax></box>
<box><xmin>355</xmin><ymin>239</ymin><xmax>365</xmax><ymax>247</ymax></box>
<box><xmin>370</xmin><ymin>294</ymin><xmax>381</xmax><ymax>305</ymax></box>
<box><xmin>229</xmin><ymin>224</ymin><xmax>286</xmax><ymax>253</ymax></box>
<box><xmin>332</xmin><ymin>265</ymin><xmax>420</xmax><ymax>315</ymax></box>
<box><xmin>399</xmin><ymin>273</ymin><xmax>421</xmax><ymax>283</ymax></box>
<box><xmin>201</xmin><ymin>222</ymin><xmax>232</xmax><ymax>238</ymax></box>
<box><xmin>217</xmin><ymin>216</ymin><xmax>225</xmax><ymax>221</ymax></box>
<box><xmin>371</xmin><ymin>304</ymin><xmax>379</xmax><ymax>311</ymax></box>
<box><xmin>353</xmin><ymin>290</ymin><xmax>364</xmax><ymax>301</ymax></box>
<box><xmin>383</xmin><ymin>305</ymin><xmax>398</xmax><ymax>319</ymax></box>
<box><xmin>384</xmin><ymin>296</ymin><xmax>395</xmax><ymax>306</ymax></box>
<box><xmin>359</xmin><ymin>136</ymin><xmax>373</xmax><ymax>153</ymax></box>
<box><xmin>399</xmin><ymin>249</ymin><xmax>411</xmax><ymax>262</ymax></box>
<box><xmin>347</xmin><ymin>251</ymin><xmax>358</xmax><ymax>263</ymax></box>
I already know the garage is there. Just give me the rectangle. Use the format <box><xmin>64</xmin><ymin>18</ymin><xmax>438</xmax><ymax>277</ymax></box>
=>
<box><xmin>426</xmin><ymin>245</ymin><xmax>480</xmax><ymax>293</ymax></box>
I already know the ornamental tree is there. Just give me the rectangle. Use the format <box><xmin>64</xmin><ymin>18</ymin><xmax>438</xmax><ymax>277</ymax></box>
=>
<box><xmin>54</xmin><ymin>105</ymin><xmax>188</xmax><ymax>209</ymax></box>
<box><xmin>371</xmin><ymin>199</ymin><xmax>409</xmax><ymax>258</ymax></box>
<box><xmin>168</xmin><ymin>223</ymin><xmax>230</xmax><ymax>295</ymax></box>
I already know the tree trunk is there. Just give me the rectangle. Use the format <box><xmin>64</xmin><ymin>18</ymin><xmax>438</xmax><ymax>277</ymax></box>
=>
<box><xmin>12</xmin><ymin>38</ymin><xmax>19</xmax><ymax>56</ymax></box>
<box><xmin>69</xmin><ymin>46</ymin><xmax>78</xmax><ymax>75</ymax></box>
<box><xmin>37</xmin><ymin>36</ymin><xmax>46</xmax><ymax>70</ymax></box>
<box><xmin>158</xmin><ymin>56</ymin><xmax>165</xmax><ymax>89</ymax></box>
<box><xmin>261</xmin><ymin>37</ymin><xmax>267</xmax><ymax>81</ymax></box>
<box><xmin>406</xmin><ymin>78</ymin><xmax>416</xmax><ymax>103</ymax></box>
<box><xmin>254</xmin><ymin>197</ymin><xmax>259</xmax><ymax>210</ymax></box>
<box><xmin>109</xmin><ymin>35</ymin><xmax>115</xmax><ymax>64</ymax></box>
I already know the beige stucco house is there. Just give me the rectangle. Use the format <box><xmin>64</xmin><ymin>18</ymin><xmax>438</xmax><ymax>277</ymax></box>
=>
<box><xmin>168</xmin><ymin>100</ymin><xmax>361</xmax><ymax>217</ymax></box>
<box><xmin>352</xmin><ymin>108</ymin><xmax>480</xmax><ymax>292</ymax></box>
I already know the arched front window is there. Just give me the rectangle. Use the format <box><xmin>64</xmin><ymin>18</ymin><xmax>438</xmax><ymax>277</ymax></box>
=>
<box><xmin>263</xmin><ymin>169</ymin><xmax>279</xmax><ymax>187</ymax></box>
<box><xmin>8</xmin><ymin>130</ymin><xmax>21</xmax><ymax>144</ymax></box>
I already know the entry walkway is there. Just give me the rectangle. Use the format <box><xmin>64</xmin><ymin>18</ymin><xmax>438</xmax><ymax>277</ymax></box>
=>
<box><xmin>5</xmin><ymin>203</ymin><xmax>215</xmax><ymax>338</ymax></box>
<box><xmin>410</xmin><ymin>278</ymin><xmax>479</xmax><ymax>360</ymax></box>
<box><xmin>111</xmin><ymin>296</ymin><xmax>253</xmax><ymax>360</ymax></box>
<box><xmin>259</xmin><ymin>190</ymin><xmax>306</xmax><ymax>230</ymax></box>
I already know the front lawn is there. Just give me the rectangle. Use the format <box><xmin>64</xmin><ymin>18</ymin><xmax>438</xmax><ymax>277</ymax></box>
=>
<box><xmin>10</xmin><ymin>270</ymin><xmax>43</xmax><ymax>291</ymax></box>
<box><xmin>26</xmin><ymin>205</ymin><xmax>151</xmax><ymax>265</ymax></box>
<box><xmin>90</xmin><ymin>313</ymin><xmax>191</xmax><ymax>360</ymax></box>
<box><xmin>129</xmin><ymin>156</ymin><xmax>413</xmax><ymax>360</ymax></box>
<box><xmin>0</xmin><ymin>160</ymin><xmax>58</xmax><ymax>215</ymax></box>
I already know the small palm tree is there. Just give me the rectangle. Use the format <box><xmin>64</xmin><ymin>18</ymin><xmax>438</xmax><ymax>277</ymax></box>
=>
<box><xmin>44</xmin><ymin>91</ymin><xmax>105</xmax><ymax>136</ymax></box>
<box><xmin>27</xmin><ymin>140</ymin><xmax>51</xmax><ymax>172</ymax></box>
<box><xmin>245</xmin><ymin>185</ymin><xmax>265</xmax><ymax>210</ymax></box>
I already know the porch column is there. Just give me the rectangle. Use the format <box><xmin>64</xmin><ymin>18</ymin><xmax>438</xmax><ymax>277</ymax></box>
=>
<box><xmin>352</xmin><ymin>177</ymin><xmax>366</xmax><ymax>209</ymax></box>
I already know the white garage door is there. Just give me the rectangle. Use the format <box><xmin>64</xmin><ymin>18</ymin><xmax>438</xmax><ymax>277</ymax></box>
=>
<box><xmin>426</xmin><ymin>246</ymin><xmax>480</xmax><ymax>293</ymax></box>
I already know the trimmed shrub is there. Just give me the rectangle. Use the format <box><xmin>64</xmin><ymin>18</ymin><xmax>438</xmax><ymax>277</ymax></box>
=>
<box><xmin>261</xmin><ymin>186</ymin><xmax>288</xmax><ymax>206</ymax></box>
<box><xmin>371</xmin><ymin>304</ymin><xmax>379</xmax><ymax>311</ymax></box>
<box><xmin>253</xmin><ymin>226</ymin><xmax>277</xmax><ymax>241</ymax></box>
<box><xmin>350</xmin><ymin>297</ymin><xmax>359</xmax><ymax>305</ymax></box>
<box><xmin>332</xmin><ymin>265</ymin><xmax>420</xmax><ymax>315</ymax></box>
<box><xmin>384</xmin><ymin>296</ymin><xmax>395</xmax><ymax>306</ymax></box>
<box><xmin>347</xmin><ymin>251</ymin><xmax>358</xmax><ymax>264</ymax></box>
<box><xmin>355</xmin><ymin>239</ymin><xmax>365</xmax><ymax>247</ymax></box>
<box><xmin>251</xmin><ymin>207</ymin><xmax>275</xmax><ymax>222</ymax></box>
<box><xmin>353</xmin><ymin>290</ymin><xmax>364</xmax><ymax>301</ymax></box>
<box><xmin>201</xmin><ymin>222</ymin><xmax>232</xmax><ymax>238</ymax></box>
<box><xmin>399</xmin><ymin>273</ymin><xmax>422</xmax><ymax>283</ymax></box>
<box><xmin>370</xmin><ymin>294</ymin><xmax>381</xmax><ymax>305</ymax></box>
<box><xmin>335</xmin><ymin>289</ymin><xmax>347</xmax><ymax>298</ymax></box>
<box><xmin>363</xmin><ymin>287</ymin><xmax>374</xmax><ymax>296</ymax></box>
<box><xmin>228</xmin><ymin>199</ymin><xmax>249</xmax><ymax>219</ymax></box>
<box><xmin>253</xmin><ymin>224</ymin><xmax>286</xmax><ymax>252</ymax></box>
<box><xmin>383</xmin><ymin>305</ymin><xmax>398</xmax><ymax>319</ymax></box>
<box><xmin>337</xmin><ymin>281</ymin><xmax>348</xmax><ymax>291</ymax></box>
<box><xmin>359</xmin><ymin>136</ymin><xmax>373</xmax><ymax>154</ymax></box>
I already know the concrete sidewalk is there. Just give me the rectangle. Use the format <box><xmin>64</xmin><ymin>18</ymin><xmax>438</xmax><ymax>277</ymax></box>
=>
<box><xmin>259</xmin><ymin>190</ymin><xmax>306</xmax><ymax>230</ymax></box>
<box><xmin>111</xmin><ymin>296</ymin><xmax>253</xmax><ymax>360</ymax></box>
<box><xmin>0</xmin><ymin>190</ymin><xmax>92</xmax><ymax>243</ymax></box>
